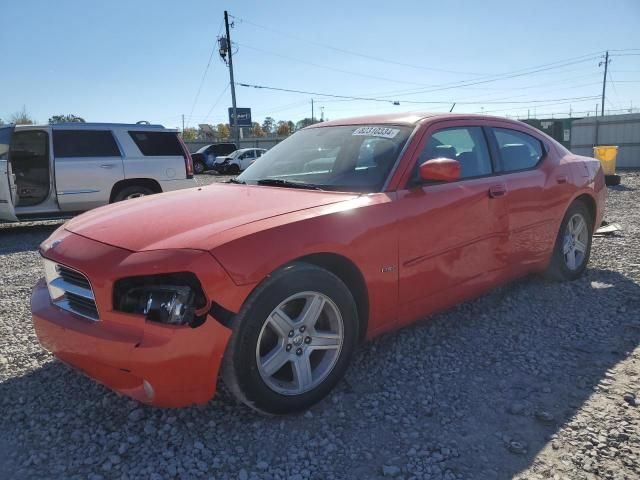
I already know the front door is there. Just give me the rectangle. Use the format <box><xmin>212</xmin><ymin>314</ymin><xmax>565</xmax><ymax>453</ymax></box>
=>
<box><xmin>0</xmin><ymin>126</ymin><xmax>18</xmax><ymax>221</ymax></box>
<box><xmin>395</xmin><ymin>123</ymin><xmax>509</xmax><ymax>325</ymax></box>
<box><xmin>239</xmin><ymin>150</ymin><xmax>257</xmax><ymax>170</ymax></box>
<box><xmin>52</xmin><ymin>128</ymin><xmax>124</xmax><ymax>212</ymax></box>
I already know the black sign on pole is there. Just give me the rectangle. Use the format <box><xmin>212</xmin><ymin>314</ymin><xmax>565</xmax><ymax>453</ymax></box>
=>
<box><xmin>228</xmin><ymin>107</ymin><xmax>252</xmax><ymax>127</ymax></box>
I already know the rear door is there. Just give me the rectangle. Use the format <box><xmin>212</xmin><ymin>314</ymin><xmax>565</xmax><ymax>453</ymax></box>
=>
<box><xmin>125</xmin><ymin>130</ymin><xmax>187</xmax><ymax>180</ymax></box>
<box><xmin>52</xmin><ymin>128</ymin><xmax>125</xmax><ymax>211</ymax></box>
<box><xmin>487</xmin><ymin>125</ymin><xmax>567</xmax><ymax>267</ymax></box>
<box><xmin>0</xmin><ymin>126</ymin><xmax>18</xmax><ymax>221</ymax></box>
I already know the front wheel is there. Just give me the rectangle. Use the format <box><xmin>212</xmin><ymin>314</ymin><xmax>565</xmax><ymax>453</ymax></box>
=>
<box><xmin>222</xmin><ymin>263</ymin><xmax>358</xmax><ymax>414</ymax></box>
<box><xmin>544</xmin><ymin>201</ymin><xmax>593</xmax><ymax>281</ymax></box>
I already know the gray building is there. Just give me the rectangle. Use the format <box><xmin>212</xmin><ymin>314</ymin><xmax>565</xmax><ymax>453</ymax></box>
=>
<box><xmin>571</xmin><ymin>113</ymin><xmax>640</xmax><ymax>168</ymax></box>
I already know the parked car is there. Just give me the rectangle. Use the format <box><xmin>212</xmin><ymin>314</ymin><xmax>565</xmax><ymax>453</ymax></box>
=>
<box><xmin>191</xmin><ymin>142</ymin><xmax>237</xmax><ymax>174</ymax></box>
<box><xmin>0</xmin><ymin>123</ymin><xmax>195</xmax><ymax>222</ymax></box>
<box><xmin>32</xmin><ymin>113</ymin><xmax>605</xmax><ymax>415</ymax></box>
<box><xmin>212</xmin><ymin>148</ymin><xmax>267</xmax><ymax>174</ymax></box>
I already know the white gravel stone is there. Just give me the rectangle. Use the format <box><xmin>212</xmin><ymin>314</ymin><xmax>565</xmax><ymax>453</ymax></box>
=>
<box><xmin>0</xmin><ymin>173</ymin><xmax>639</xmax><ymax>479</ymax></box>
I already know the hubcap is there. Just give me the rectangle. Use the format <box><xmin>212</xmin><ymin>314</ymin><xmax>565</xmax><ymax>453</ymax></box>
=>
<box><xmin>256</xmin><ymin>291</ymin><xmax>344</xmax><ymax>396</ymax></box>
<box><xmin>563</xmin><ymin>213</ymin><xmax>588</xmax><ymax>270</ymax></box>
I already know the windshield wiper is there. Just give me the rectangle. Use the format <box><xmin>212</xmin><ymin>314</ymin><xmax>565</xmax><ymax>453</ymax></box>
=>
<box><xmin>255</xmin><ymin>178</ymin><xmax>323</xmax><ymax>190</ymax></box>
<box><xmin>227</xmin><ymin>178</ymin><xmax>245</xmax><ymax>184</ymax></box>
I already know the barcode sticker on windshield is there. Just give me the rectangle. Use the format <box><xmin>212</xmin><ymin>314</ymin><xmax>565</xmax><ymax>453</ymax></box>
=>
<box><xmin>352</xmin><ymin>126</ymin><xmax>400</xmax><ymax>138</ymax></box>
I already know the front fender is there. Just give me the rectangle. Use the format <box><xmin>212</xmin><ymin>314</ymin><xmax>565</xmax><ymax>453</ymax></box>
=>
<box><xmin>210</xmin><ymin>194</ymin><xmax>400</xmax><ymax>336</ymax></box>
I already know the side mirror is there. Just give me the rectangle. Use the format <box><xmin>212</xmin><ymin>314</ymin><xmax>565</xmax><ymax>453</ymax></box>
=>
<box><xmin>419</xmin><ymin>158</ymin><xmax>460</xmax><ymax>182</ymax></box>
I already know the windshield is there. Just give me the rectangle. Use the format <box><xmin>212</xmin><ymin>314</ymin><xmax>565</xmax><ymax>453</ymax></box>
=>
<box><xmin>227</xmin><ymin>150</ymin><xmax>244</xmax><ymax>159</ymax></box>
<box><xmin>237</xmin><ymin>125</ymin><xmax>413</xmax><ymax>192</ymax></box>
<box><xmin>196</xmin><ymin>145</ymin><xmax>211</xmax><ymax>154</ymax></box>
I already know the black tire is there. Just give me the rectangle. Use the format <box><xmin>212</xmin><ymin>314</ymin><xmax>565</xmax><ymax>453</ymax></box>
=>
<box><xmin>544</xmin><ymin>200</ymin><xmax>593</xmax><ymax>281</ymax></box>
<box><xmin>605</xmin><ymin>174</ymin><xmax>621</xmax><ymax>186</ymax></box>
<box><xmin>193</xmin><ymin>160</ymin><xmax>205</xmax><ymax>174</ymax></box>
<box><xmin>227</xmin><ymin>164</ymin><xmax>240</xmax><ymax>175</ymax></box>
<box><xmin>222</xmin><ymin>262</ymin><xmax>359</xmax><ymax>415</ymax></box>
<box><xmin>112</xmin><ymin>185</ymin><xmax>155</xmax><ymax>203</ymax></box>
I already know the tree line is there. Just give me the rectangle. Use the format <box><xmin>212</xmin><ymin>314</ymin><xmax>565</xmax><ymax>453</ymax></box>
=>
<box><xmin>0</xmin><ymin>107</ymin><xmax>85</xmax><ymax>126</ymax></box>
<box><xmin>1</xmin><ymin>108</ymin><xmax>325</xmax><ymax>140</ymax></box>
<box><xmin>181</xmin><ymin>116</ymin><xmax>326</xmax><ymax>141</ymax></box>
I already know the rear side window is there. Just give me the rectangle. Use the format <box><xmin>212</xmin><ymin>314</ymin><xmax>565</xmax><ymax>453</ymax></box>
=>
<box><xmin>492</xmin><ymin>128</ymin><xmax>544</xmax><ymax>172</ymax></box>
<box><xmin>53</xmin><ymin>130</ymin><xmax>120</xmax><ymax>158</ymax></box>
<box><xmin>129</xmin><ymin>131</ymin><xmax>183</xmax><ymax>156</ymax></box>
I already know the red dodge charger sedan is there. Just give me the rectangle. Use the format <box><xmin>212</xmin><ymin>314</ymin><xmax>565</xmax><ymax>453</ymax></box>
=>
<box><xmin>32</xmin><ymin>113</ymin><xmax>605</xmax><ymax>414</ymax></box>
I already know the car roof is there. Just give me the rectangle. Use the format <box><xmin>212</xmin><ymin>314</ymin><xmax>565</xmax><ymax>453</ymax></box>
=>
<box><xmin>307</xmin><ymin>112</ymin><xmax>519</xmax><ymax>128</ymax></box>
<box><xmin>15</xmin><ymin>122</ymin><xmax>174</xmax><ymax>131</ymax></box>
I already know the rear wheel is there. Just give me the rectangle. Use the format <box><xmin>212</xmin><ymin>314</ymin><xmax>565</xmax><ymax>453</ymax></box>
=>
<box><xmin>544</xmin><ymin>201</ymin><xmax>593</xmax><ymax>281</ymax></box>
<box><xmin>222</xmin><ymin>262</ymin><xmax>358</xmax><ymax>415</ymax></box>
<box><xmin>112</xmin><ymin>185</ymin><xmax>155</xmax><ymax>202</ymax></box>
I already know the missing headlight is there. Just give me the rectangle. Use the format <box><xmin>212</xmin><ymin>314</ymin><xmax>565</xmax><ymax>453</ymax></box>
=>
<box><xmin>113</xmin><ymin>272</ymin><xmax>208</xmax><ymax>327</ymax></box>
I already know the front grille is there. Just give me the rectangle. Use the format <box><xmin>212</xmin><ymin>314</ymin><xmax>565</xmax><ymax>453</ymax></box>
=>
<box><xmin>65</xmin><ymin>292</ymin><xmax>100</xmax><ymax>319</ymax></box>
<box><xmin>57</xmin><ymin>265</ymin><xmax>91</xmax><ymax>290</ymax></box>
<box><xmin>43</xmin><ymin>259</ymin><xmax>100</xmax><ymax>321</ymax></box>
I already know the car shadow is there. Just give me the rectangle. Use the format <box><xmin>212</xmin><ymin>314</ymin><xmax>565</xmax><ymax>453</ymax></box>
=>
<box><xmin>0</xmin><ymin>221</ymin><xmax>63</xmax><ymax>255</ymax></box>
<box><xmin>0</xmin><ymin>268</ymin><xmax>638</xmax><ymax>479</ymax></box>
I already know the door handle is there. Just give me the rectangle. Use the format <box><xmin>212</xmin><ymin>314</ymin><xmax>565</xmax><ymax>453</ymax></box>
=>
<box><xmin>100</xmin><ymin>164</ymin><xmax>115</xmax><ymax>169</ymax></box>
<box><xmin>489</xmin><ymin>184</ymin><xmax>507</xmax><ymax>198</ymax></box>
<box><xmin>556</xmin><ymin>175</ymin><xmax>568</xmax><ymax>184</ymax></box>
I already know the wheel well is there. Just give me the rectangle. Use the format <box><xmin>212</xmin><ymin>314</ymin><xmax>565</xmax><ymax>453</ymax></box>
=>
<box><xmin>574</xmin><ymin>193</ymin><xmax>597</xmax><ymax>226</ymax></box>
<box><xmin>298</xmin><ymin>253</ymin><xmax>369</xmax><ymax>342</ymax></box>
<box><xmin>109</xmin><ymin>178</ymin><xmax>162</xmax><ymax>203</ymax></box>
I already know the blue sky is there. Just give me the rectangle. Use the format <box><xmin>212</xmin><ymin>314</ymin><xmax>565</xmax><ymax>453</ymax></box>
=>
<box><xmin>1</xmin><ymin>0</ymin><xmax>639</xmax><ymax>129</ymax></box>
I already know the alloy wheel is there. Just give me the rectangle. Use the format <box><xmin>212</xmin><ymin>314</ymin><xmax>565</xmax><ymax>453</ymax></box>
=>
<box><xmin>563</xmin><ymin>213</ymin><xmax>588</xmax><ymax>270</ymax></box>
<box><xmin>256</xmin><ymin>291</ymin><xmax>344</xmax><ymax>396</ymax></box>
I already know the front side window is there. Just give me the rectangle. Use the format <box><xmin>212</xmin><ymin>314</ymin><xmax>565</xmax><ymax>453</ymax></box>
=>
<box><xmin>53</xmin><ymin>130</ymin><xmax>120</xmax><ymax>158</ymax></box>
<box><xmin>129</xmin><ymin>131</ymin><xmax>183</xmax><ymax>156</ymax></box>
<box><xmin>237</xmin><ymin>125</ymin><xmax>412</xmax><ymax>192</ymax></box>
<box><xmin>413</xmin><ymin>126</ymin><xmax>492</xmax><ymax>182</ymax></box>
<box><xmin>492</xmin><ymin>128</ymin><xmax>544</xmax><ymax>172</ymax></box>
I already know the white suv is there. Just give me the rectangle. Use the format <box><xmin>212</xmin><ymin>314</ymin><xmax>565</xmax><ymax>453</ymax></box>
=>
<box><xmin>0</xmin><ymin>123</ymin><xmax>196</xmax><ymax>222</ymax></box>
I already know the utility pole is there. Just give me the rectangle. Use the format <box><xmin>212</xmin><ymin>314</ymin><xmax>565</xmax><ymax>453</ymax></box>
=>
<box><xmin>182</xmin><ymin>114</ymin><xmax>185</xmax><ymax>135</ymax></box>
<box><xmin>311</xmin><ymin>99</ymin><xmax>314</xmax><ymax>124</ymax></box>
<box><xmin>599</xmin><ymin>51</ymin><xmax>610</xmax><ymax>118</ymax></box>
<box><xmin>224</xmin><ymin>10</ymin><xmax>239</xmax><ymax>144</ymax></box>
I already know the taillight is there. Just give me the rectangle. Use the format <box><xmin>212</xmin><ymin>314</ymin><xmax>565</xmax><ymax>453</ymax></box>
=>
<box><xmin>177</xmin><ymin>135</ymin><xmax>194</xmax><ymax>179</ymax></box>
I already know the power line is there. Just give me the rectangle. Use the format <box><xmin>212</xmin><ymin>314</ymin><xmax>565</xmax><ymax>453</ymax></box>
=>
<box><xmin>203</xmin><ymin>83</ymin><xmax>230</xmax><ymax>123</ymax></box>
<box><xmin>185</xmin><ymin>18</ymin><xmax>224</xmax><ymax>128</ymax></box>
<box><xmin>229</xmin><ymin>14</ymin><xmax>486</xmax><ymax>76</ymax></box>
<box><xmin>238</xmin><ymin>81</ymin><xmax>599</xmax><ymax>105</ymax></box>
<box><xmin>235</xmin><ymin>41</ymin><xmax>438</xmax><ymax>87</ymax></box>
<box><xmin>296</xmin><ymin>53</ymin><xmax>603</xmax><ymax>104</ymax></box>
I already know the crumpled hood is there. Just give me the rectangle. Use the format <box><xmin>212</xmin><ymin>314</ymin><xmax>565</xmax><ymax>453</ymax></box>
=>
<box><xmin>65</xmin><ymin>184</ymin><xmax>358</xmax><ymax>252</ymax></box>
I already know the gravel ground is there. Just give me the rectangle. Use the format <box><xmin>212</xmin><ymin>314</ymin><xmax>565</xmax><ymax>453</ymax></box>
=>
<box><xmin>0</xmin><ymin>172</ymin><xmax>638</xmax><ymax>480</ymax></box>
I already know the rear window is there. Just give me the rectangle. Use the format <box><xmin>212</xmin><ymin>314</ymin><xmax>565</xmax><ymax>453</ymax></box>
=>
<box><xmin>129</xmin><ymin>131</ymin><xmax>183</xmax><ymax>156</ymax></box>
<box><xmin>53</xmin><ymin>130</ymin><xmax>121</xmax><ymax>158</ymax></box>
<box><xmin>210</xmin><ymin>143</ymin><xmax>237</xmax><ymax>156</ymax></box>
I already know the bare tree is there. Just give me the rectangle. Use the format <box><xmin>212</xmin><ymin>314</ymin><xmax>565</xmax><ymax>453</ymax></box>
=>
<box><xmin>10</xmin><ymin>106</ymin><xmax>35</xmax><ymax>125</ymax></box>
